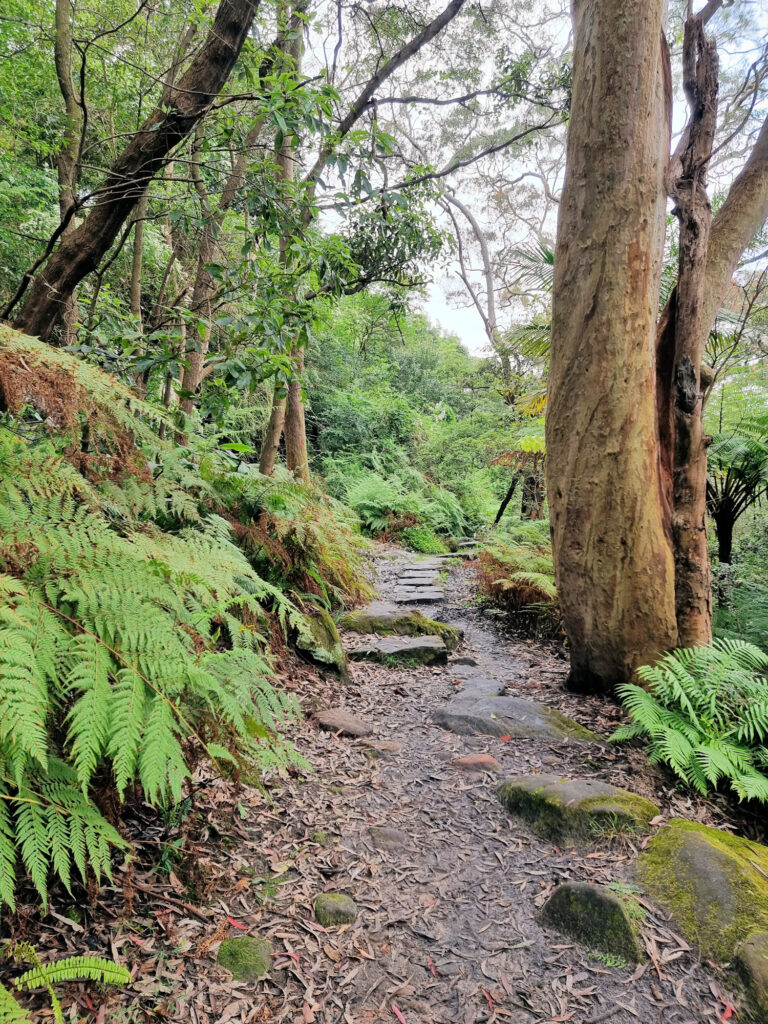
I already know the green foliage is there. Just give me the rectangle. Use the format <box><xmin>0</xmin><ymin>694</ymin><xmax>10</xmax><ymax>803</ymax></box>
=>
<box><xmin>400</xmin><ymin>526</ymin><xmax>448</xmax><ymax>554</ymax></box>
<box><xmin>474</xmin><ymin>519</ymin><xmax>560</xmax><ymax>625</ymax></box>
<box><xmin>0</xmin><ymin>332</ymin><xmax>314</xmax><ymax>908</ymax></box>
<box><xmin>1</xmin><ymin>943</ymin><xmax>129</xmax><ymax>1024</ymax></box>
<box><xmin>612</xmin><ymin>639</ymin><xmax>768</xmax><ymax>802</ymax></box>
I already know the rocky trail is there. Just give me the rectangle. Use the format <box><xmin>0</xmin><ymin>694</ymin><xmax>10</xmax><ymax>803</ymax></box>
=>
<box><xmin>36</xmin><ymin>546</ymin><xmax>768</xmax><ymax>1024</ymax></box>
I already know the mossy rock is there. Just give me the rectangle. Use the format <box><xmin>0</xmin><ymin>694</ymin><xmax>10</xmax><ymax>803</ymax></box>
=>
<box><xmin>637</xmin><ymin>818</ymin><xmax>768</xmax><ymax>961</ymax></box>
<box><xmin>540</xmin><ymin>882</ymin><xmax>644</xmax><ymax>963</ymax></box>
<box><xmin>315</xmin><ymin>892</ymin><xmax>357</xmax><ymax>926</ymax></box>
<box><xmin>217</xmin><ymin>936</ymin><xmax>272</xmax><ymax>980</ymax></box>
<box><xmin>736</xmin><ymin>932</ymin><xmax>768</xmax><ymax>1019</ymax></box>
<box><xmin>295</xmin><ymin>608</ymin><xmax>349</xmax><ymax>681</ymax></box>
<box><xmin>340</xmin><ymin>605</ymin><xmax>461</xmax><ymax>650</ymax></box>
<box><xmin>498</xmin><ymin>774</ymin><xmax>659</xmax><ymax>842</ymax></box>
<box><xmin>349</xmin><ymin>634</ymin><xmax>448</xmax><ymax>666</ymax></box>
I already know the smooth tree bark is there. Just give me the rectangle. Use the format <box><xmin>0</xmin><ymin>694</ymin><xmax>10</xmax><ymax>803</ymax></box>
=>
<box><xmin>666</xmin><ymin>17</ymin><xmax>719</xmax><ymax>648</ymax></box>
<box><xmin>53</xmin><ymin>0</ymin><xmax>84</xmax><ymax>343</ymax></box>
<box><xmin>546</xmin><ymin>0</ymin><xmax>677</xmax><ymax>692</ymax></box>
<box><xmin>12</xmin><ymin>0</ymin><xmax>260</xmax><ymax>340</ymax></box>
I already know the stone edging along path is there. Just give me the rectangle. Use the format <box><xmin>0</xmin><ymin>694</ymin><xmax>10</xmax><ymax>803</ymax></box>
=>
<box><xmin>221</xmin><ymin>547</ymin><xmax>768</xmax><ymax>1022</ymax></box>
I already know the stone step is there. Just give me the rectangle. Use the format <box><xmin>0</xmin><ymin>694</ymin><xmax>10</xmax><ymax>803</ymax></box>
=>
<box><xmin>348</xmin><ymin>634</ymin><xmax>447</xmax><ymax>666</ymax></box>
<box><xmin>394</xmin><ymin>588</ymin><xmax>445</xmax><ymax>604</ymax></box>
<box><xmin>432</xmin><ymin>695</ymin><xmax>602</xmax><ymax>744</ymax></box>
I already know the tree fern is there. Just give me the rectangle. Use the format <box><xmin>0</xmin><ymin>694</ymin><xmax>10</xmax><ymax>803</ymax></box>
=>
<box><xmin>612</xmin><ymin>639</ymin><xmax>768</xmax><ymax>802</ymax></box>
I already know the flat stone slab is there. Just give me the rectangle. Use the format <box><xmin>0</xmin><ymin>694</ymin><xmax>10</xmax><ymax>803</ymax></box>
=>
<box><xmin>398</xmin><ymin>573</ymin><xmax>438</xmax><ymax>584</ymax></box>
<box><xmin>394</xmin><ymin>587</ymin><xmax>445</xmax><ymax>604</ymax></box>
<box><xmin>498</xmin><ymin>774</ymin><xmax>659</xmax><ymax>841</ymax></box>
<box><xmin>637</xmin><ymin>818</ymin><xmax>768</xmax><ymax>961</ymax></box>
<box><xmin>540</xmin><ymin>882</ymin><xmax>644</xmax><ymax>962</ymax></box>
<box><xmin>316</xmin><ymin>709</ymin><xmax>372</xmax><ymax>738</ymax></box>
<box><xmin>348</xmin><ymin>634</ymin><xmax>447</xmax><ymax>665</ymax></box>
<box><xmin>339</xmin><ymin>608</ymin><xmax>460</xmax><ymax>648</ymax></box>
<box><xmin>448</xmin><ymin>666</ymin><xmax>505</xmax><ymax>698</ymax></box>
<box><xmin>433</xmin><ymin>695</ymin><xmax>602</xmax><ymax>744</ymax></box>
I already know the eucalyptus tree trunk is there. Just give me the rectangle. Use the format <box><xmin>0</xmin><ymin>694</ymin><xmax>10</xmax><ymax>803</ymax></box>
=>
<box><xmin>546</xmin><ymin>0</ymin><xmax>677</xmax><ymax>692</ymax></box>
<box><xmin>667</xmin><ymin>18</ymin><xmax>718</xmax><ymax>647</ymax></box>
<box><xmin>53</xmin><ymin>0</ymin><xmax>83</xmax><ymax>343</ymax></box>
<box><xmin>285</xmin><ymin>347</ymin><xmax>309</xmax><ymax>483</ymax></box>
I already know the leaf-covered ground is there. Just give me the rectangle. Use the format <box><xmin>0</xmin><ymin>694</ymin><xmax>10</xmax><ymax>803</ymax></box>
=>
<box><xmin>8</xmin><ymin>547</ymin><xmax>757</xmax><ymax>1023</ymax></box>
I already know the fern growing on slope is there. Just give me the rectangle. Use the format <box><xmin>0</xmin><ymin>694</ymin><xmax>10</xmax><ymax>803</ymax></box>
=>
<box><xmin>0</xmin><ymin>426</ymin><xmax>305</xmax><ymax>908</ymax></box>
<box><xmin>611</xmin><ymin>639</ymin><xmax>768</xmax><ymax>802</ymax></box>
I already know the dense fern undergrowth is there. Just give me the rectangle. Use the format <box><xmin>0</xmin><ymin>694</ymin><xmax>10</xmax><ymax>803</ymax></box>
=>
<box><xmin>0</xmin><ymin>328</ymin><xmax>374</xmax><ymax>909</ymax></box>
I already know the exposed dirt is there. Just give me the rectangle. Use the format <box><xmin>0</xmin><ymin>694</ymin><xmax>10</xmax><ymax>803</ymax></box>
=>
<box><xmin>8</xmin><ymin>545</ymin><xmax>752</xmax><ymax>1023</ymax></box>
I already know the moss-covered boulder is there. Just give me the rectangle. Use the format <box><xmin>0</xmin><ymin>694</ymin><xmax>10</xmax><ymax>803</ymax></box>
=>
<box><xmin>498</xmin><ymin>774</ymin><xmax>659</xmax><ymax>842</ymax></box>
<box><xmin>340</xmin><ymin>604</ymin><xmax>461</xmax><ymax>650</ymax></box>
<box><xmin>348</xmin><ymin>634</ymin><xmax>448</xmax><ymax>666</ymax></box>
<box><xmin>540</xmin><ymin>882</ymin><xmax>644</xmax><ymax>963</ymax></box>
<box><xmin>315</xmin><ymin>892</ymin><xmax>357</xmax><ymax>927</ymax></box>
<box><xmin>637</xmin><ymin>819</ymin><xmax>768</xmax><ymax>961</ymax></box>
<box><xmin>217</xmin><ymin>936</ymin><xmax>272</xmax><ymax>980</ymax></box>
<box><xmin>295</xmin><ymin>608</ymin><xmax>349</xmax><ymax>681</ymax></box>
<box><xmin>736</xmin><ymin>932</ymin><xmax>768</xmax><ymax>1018</ymax></box>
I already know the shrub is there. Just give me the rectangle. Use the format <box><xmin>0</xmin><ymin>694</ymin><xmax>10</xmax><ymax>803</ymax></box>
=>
<box><xmin>611</xmin><ymin>639</ymin><xmax>768</xmax><ymax>802</ymax></box>
<box><xmin>400</xmin><ymin>526</ymin><xmax>448</xmax><ymax>554</ymax></box>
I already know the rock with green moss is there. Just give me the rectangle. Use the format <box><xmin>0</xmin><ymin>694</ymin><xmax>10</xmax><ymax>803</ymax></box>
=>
<box><xmin>295</xmin><ymin>608</ymin><xmax>349</xmax><ymax>681</ymax></box>
<box><xmin>315</xmin><ymin>892</ymin><xmax>357</xmax><ymax>926</ymax></box>
<box><xmin>217</xmin><ymin>936</ymin><xmax>272</xmax><ymax>980</ymax></box>
<box><xmin>348</xmin><ymin>634</ymin><xmax>448</xmax><ymax>666</ymax></box>
<box><xmin>736</xmin><ymin>932</ymin><xmax>768</xmax><ymax>1017</ymax></box>
<box><xmin>340</xmin><ymin>603</ymin><xmax>461</xmax><ymax>649</ymax></box>
<box><xmin>637</xmin><ymin>818</ymin><xmax>768</xmax><ymax>961</ymax></box>
<box><xmin>540</xmin><ymin>882</ymin><xmax>644</xmax><ymax>962</ymax></box>
<box><xmin>434</xmin><ymin>696</ymin><xmax>602</xmax><ymax>744</ymax></box>
<box><xmin>498</xmin><ymin>774</ymin><xmax>659</xmax><ymax>842</ymax></box>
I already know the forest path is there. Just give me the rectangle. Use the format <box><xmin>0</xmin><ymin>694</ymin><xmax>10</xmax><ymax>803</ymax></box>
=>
<box><xmin>173</xmin><ymin>546</ymin><xmax>736</xmax><ymax>1024</ymax></box>
<box><xmin>271</xmin><ymin>546</ymin><xmax>730</xmax><ymax>1024</ymax></box>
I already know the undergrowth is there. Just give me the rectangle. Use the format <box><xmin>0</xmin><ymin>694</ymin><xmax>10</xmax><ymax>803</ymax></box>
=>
<box><xmin>473</xmin><ymin>519</ymin><xmax>562</xmax><ymax>637</ymax></box>
<box><xmin>0</xmin><ymin>330</ymin><xmax>362</xmax><ymax>909</ymax></box>
<box><xmin>611</xmin><ymin>639</ymin><xmax>768</xmax><ymax>802</ymax></box>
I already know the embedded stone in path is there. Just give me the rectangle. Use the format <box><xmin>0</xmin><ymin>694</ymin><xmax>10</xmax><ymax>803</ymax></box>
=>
<box><xmin>316</xmin><ymin>708</ymin><xmax>372</xmax><ymax>738</ymax></box>
<box><xmin>348</xmin><ymin>634</ymin><xmax>447</xmax><ymax>666</ymax></box>
<box><xmin>369</xmin><ymin>826</ymin><xmax>410</xmax><ymax>850</ymax></box>
<box><xmin>340</xmin><ymin>606</ymin><xmax>461</xmax><ymax>648</ymax></box>
<box><xmin>433</xmin><ymin>695</ymin><xmax>601</xmax><ymax>744</ymax></box>
<box><xmin>637</xmin><ymin>818</ymin><xmax>768</xmax><ymax>961</ymax></box>
<box><xmin>540</xmin><ymin>882</ymin><xmax>644</xmax><ymax>963</ymax></box>
<box><xmin>448</xmin><ymin>666</ymin><xmax>505</xmax><ymax>698</ymax></box>
<box><xmin>217</xmin><ymin>936</ymin><xmax>272</xmax><ymax>980</ymax></box>
<box><xmin>453</xmin><ymin>753</ymin><xmax>500</xmax><ymax>772</ymax></box>
<box><xmin>498</xmin><ymin>774</ymin><xmax>659</xmax><ymax>841</ymax></box>
<box><xmin>394</xmin><ymin>587</ymin><xmax>445</xmax><ymax>604</ymax></box>
<box><xmin>736</xmin><ymin>932</ymin><xmax>768</xmax><ymax>1018</ymax></box>
<box><xmin>398</xmin><ymin>573</ymin><xmax>438</xmax><ymax>584</ymax></box>
<box><xmin>315</xmin><ymin>892</ymin><xmax>357</xmax><ymax>927</ymax></box>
